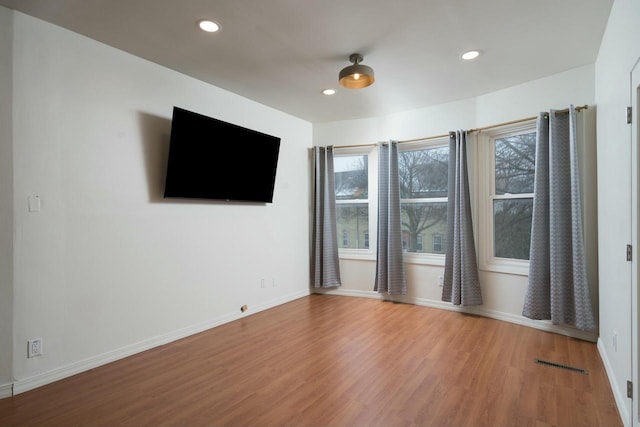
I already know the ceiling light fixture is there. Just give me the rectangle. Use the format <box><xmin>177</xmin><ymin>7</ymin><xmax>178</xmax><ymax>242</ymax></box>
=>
<box><xmin>322</xmin><ymin>89</ymin><xmax>336</xmax><ymax>95</ymax></box>
<box><xmin>198</xmin><ymin>20</ymin><xmax>221</xmax><ymax>33</ymax></box>
<box><xmin>462</xmin><ymin>50</ymin><xmax>480</xmax><ymax>60</ymax></box>
<box><xmin>339</xmin><ymin>53</ymin><xmax>375</xmax><ymax>89</ymax></box>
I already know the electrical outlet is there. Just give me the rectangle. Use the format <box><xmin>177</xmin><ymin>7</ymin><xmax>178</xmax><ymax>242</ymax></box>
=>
<box><xmin>260</xmin><ymin>278</ymin><xmax>265</xmax><ymax>288</ymax></box>
<box><xmin>28</xmin><ymin>338</ymin><xmax>43</xmax><ymax>358</ymax></box>
<box><xmin>438</xmin><ymin>276</ymin><xmax>444</xmax><ymax>287</ymax></box>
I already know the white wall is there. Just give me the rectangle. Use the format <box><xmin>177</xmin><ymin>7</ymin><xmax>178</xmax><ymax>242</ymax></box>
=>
<box><xmin>595</xmin><ymin>0</ymin><xmax>640</xmax><ymax>424</ymax></box>
<box><xmin>0</xmin><ymin>6</ymin><xmax>14</xmax><ymax>396</ymax></box>
<box><xmin>9</xmin><ymin>10</ymin><xmax>311</xmax><ymax>392</ymax></box>
<box><xmin>314</xmin><ymin>64</ymin><xmax>597</xmax><ymax>340</ymax></box>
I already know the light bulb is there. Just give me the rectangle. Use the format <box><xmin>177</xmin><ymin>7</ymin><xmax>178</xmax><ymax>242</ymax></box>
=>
<box><xmin>462</xmin><ymin>50</ymin><xmax>480</xmax><ymax>60</ymax></box>
<box><xmin>198</xmin><ymin>20</ymin><xmax>220</xmax><ymax>33</ymax></box>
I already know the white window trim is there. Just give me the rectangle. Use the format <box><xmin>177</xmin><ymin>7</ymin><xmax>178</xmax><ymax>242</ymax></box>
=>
<box><xmin>398</xmin><ymin>137</ymin><xmax>449</xmax><ymax>266</ymax></box>
<box><xmin>334</xmin><ymin>145</ymin><xmax>378</xmax><ymax>260</ymax></box>
<box><xmin>478</xmin><ymin>120</ymin><xmax>536</xmax><ymax>276</ymax></box>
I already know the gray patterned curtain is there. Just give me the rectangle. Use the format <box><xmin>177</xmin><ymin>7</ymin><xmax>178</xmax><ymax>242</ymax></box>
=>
<box><xmin>442</xmin><ymin>131</ymin><xmax>483</xmax><ymax>306</ymax></box>
<box><xmin>311</xmin><ymin>146</ymin><xmax>341</xmax><ymax>288</ymax></box>
<box><xmin>523</xmin><ymin>106</ymin><xmax>595</xmax><ymax>331</ymax></box>
<box><xmin>374</xmin><ymin>141</ymin><xmax>407</xmax><ymax>295</ymax></box>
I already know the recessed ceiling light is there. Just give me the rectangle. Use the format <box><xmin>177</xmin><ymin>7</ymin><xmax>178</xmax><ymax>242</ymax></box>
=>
<box><xmin>462</xmin><ymin>50</ymin><xmax>480</xmax><ymax>60</ymax></box>
<box><xmin>322</xmin><ymin>89</ymin><xmax>336</xmax><ymax>96</ymax></box>
<box><xmin>198</xmin><ymin>20</ymin><xmax>221</xmax><ymax>33</ymax></box>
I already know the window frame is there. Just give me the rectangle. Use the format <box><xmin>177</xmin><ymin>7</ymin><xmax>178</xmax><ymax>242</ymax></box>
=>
<box><xmin>398</xmin><ymin>137</ymin><xmax>449</xmax><ymax>266</ymax></box>
<box><xmin>333</xmin><ymin>145</ymin><xmax>378</xmax><ymax>260</ymax></box>
<box><xmin>478</xmin><ymin>120</ymin><xmax>536</xmax><ymax>276</ymax></box>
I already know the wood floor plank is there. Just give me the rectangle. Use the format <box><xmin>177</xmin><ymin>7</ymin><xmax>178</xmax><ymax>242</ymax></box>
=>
<box><xmin>0</xmin><ymin>295</ymin><xmax>623</xmax><ymax>427</ymax></box>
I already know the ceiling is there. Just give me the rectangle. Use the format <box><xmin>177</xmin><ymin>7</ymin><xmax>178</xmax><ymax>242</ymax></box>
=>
<box><xmin>0</xmin><ymin>0</ymin><xmax>613</xmax><ymax>123</ymax></box>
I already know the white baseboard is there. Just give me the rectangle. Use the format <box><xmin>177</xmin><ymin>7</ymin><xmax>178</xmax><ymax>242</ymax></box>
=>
<box><xmin>313</xmin><ymin>288</ymin><xmax>598</xmax><ymax>342</ymax></box>
<box><xmin>12</xmin><ymin>289</ymin><xmax>310</xmax><ymax>396</ymax></box>
<box><xmin>597</xmin><ymin>338</ymin><xmax>630</xmax><ymax>427</ymax></box>
<box><xmin>0</xmin><ymin>382</ymin><xmax>12</xmax><ymax>399</ymax></box>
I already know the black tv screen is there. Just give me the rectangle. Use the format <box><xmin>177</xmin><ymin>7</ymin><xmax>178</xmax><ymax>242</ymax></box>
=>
<box><xmin>164</xmin><ymin>107</ymin><xmax>281</xmax><ymax>203</ymax></box>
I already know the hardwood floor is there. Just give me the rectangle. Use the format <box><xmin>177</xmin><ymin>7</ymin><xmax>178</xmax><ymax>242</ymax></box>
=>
<box><xmin>0</xmin><ymin>295</ymin><xmax>622</xmax><ymax>427</ymax></box>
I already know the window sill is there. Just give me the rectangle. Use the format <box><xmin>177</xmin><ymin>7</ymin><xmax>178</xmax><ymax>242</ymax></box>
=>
<box><xmin>338</xmin><ymin>250</ymin><xmax>375</xmax><ymax>261</ymax></box>
<box><xmin>480</xmin><ymin>258</ymin><xmax>530</xmax><ymax>276</ymax></box>
<box><xmin>403</xmin><ymin>252</ymin><xmax>446</xmax><ymax>267</ymax></box>
<box><xmin>337</xmin><ymin>252</ymin><xmax>527</xmax><ymax>274</ymax></box>
<box><xmin>338</xmin><ymin>251</ymin><xmax>446</xmax><ymax>266</ymax></box>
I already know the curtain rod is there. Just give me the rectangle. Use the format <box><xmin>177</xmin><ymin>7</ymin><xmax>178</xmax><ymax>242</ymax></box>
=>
<box><xmin>465</xmin><ymin>104</ymin><xmax>589</xmax><ymax>135</ymax></box>
<box><xmin>326</xmin><ymin>142</ymin><xmax>379</xmax><ymax>150</ymax></box>
<box><xmin>331</xmin><ymin>104</ymin><xmax>589</xmax><ymax>149</ymax></box>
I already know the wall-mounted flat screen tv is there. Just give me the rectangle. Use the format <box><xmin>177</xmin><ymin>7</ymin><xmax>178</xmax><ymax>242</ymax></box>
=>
<box><xmin>164</xmin><ymin>107</ymin><xmax>281</xmax><ymax>203</ymax></box>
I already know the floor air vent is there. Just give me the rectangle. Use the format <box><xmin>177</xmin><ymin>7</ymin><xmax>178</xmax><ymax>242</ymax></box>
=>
<box><xmin>534</xmin><ymin>358</ymin><xmax>588</xmax><ymax>375</ymax></box>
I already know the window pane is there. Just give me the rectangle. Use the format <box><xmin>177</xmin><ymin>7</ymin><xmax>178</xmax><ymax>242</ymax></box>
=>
<box><xmin>493</xmin><ymin>198</ymin><xmax>533</xmax><ymax>260</ymax></box>
<box><xmin>337</xmin><ymin>204</ymin><xmax>369</xmax><ymax>249</ymax></box>
<box><xmin>495</xmin><ymin>132</ymin><xmax>536</xmax><ymax>195</ymax></box>
<box><xmin>401</xmin><ymin>202</ymin><xmax>447</xmax><ymax>253</ymax></box>
<box><xmin>432</xmin><ymin>235</ymin><xmax>442</xmax><ymax>252</ymax></box>
<box><xmin>399</xmin><ymin>147</ymin><xmax>448</xmax><ymax>199</ymax></box>
<box><xmin>334</xmin><ymin>155</ymin><xmax>368</xmax><ymax>200</ymax></box>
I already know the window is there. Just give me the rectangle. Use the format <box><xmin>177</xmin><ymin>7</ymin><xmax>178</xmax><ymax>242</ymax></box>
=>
<box><xmin>398</xmin><ymin>139</ymin><xmax>449</xmax><ymax>263</ymax></box>
<box><xmin>342</xmin><ymin>230</ymin><xmax>350</xmax><ymax>247</ymax></box>
<box><xmin>493</xmin><ymin>133</ymin><xmax>535</xmax><ymax>259</ymax></box>
<box><xmin>479</xmin><ymin>121</ymin><xmax>536</xmax><ymax>274</ymax></box>
<box><xmin>330</xmin><ymin>123</ymin><xmax>538</xmax><ymax>273</ymax></box>
<box><xmin>432</xmin><ymin>234</ymin><xmax>442</xmax><ymax>253</ymax></box>
<box><xmin>334</xmin><ymin>147</ymin><xmax>376</xmax><ymax>258</ymax></box>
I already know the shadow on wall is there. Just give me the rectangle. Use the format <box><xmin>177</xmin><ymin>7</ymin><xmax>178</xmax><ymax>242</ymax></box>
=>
<box><xmin>137</xmin><ymin>111</ymin><xmax>171</xmax><ymax>203</ymax></box>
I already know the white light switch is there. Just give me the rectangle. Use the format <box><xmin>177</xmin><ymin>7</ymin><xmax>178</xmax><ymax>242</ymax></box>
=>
<box><xmin>28</xmin><ymin>195</ymin><xmax>41</xmax><ymax>212</ymax></box>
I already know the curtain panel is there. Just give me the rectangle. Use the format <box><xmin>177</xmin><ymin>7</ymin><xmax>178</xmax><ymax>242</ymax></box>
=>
<box><xmin>442</xmin><ymin>131</ymin><xmax>483</xmax><ymax>306</ymax></box>
<box><xmin>311</xmin><ymin>146</ymin><xmax>342</xmax><ymax>288</ymax></box>
<box><xmin>523</xmin><ymin>106</ymin><xmax>595</xmax><ymax>331</ymax></box>
<box><xmin>374</xmin><ymin>141</ymin><xmax>407</xmax><ymax>295</ymax></box>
